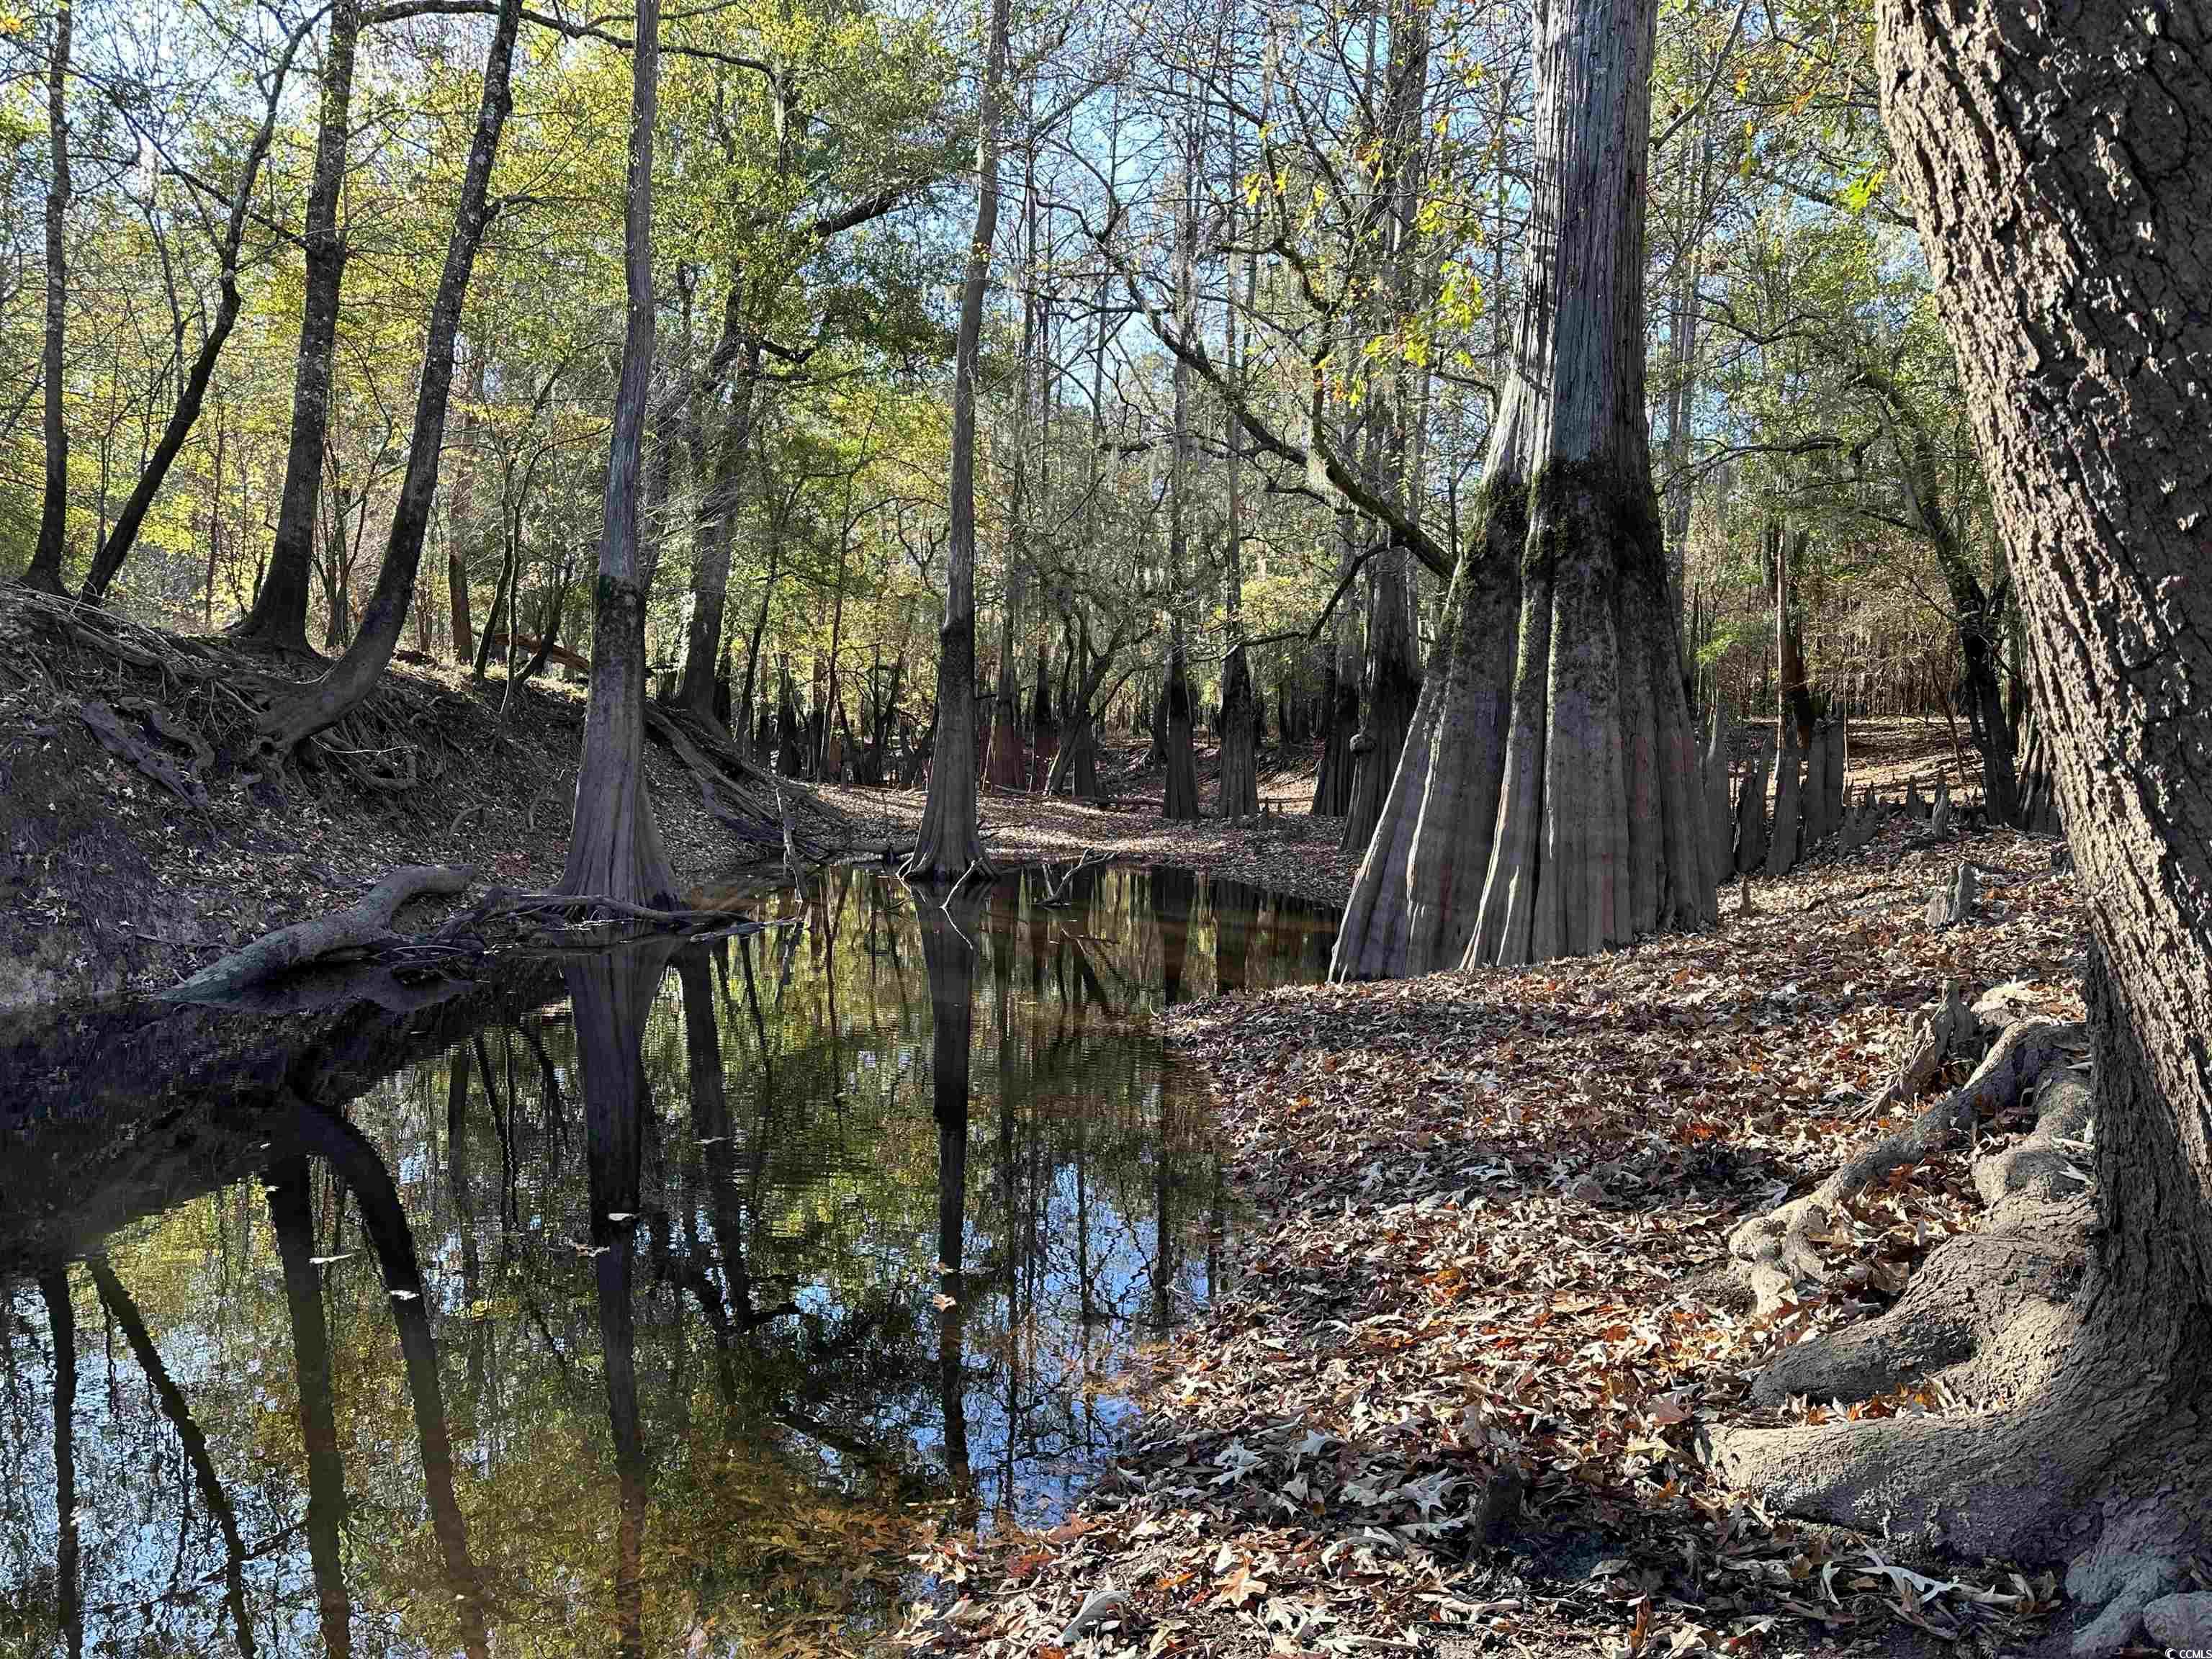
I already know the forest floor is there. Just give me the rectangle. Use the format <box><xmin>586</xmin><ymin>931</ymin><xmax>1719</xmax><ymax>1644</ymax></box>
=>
<box><xmin>894</xmin><ymin>809</ymin><xmax>2092</xmax><ymax>1659</ymax></box>
<box><xmin>818</xmin><ymin>734</ymin><xmax>1360</xmax><ymax>905</ymax></box>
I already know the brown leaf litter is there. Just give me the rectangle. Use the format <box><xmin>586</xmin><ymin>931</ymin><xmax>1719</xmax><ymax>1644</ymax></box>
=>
<box><xmin>894</xmin><ymin>816</ymin><xmax>2087</xmax><ymax>1659</ymax></box>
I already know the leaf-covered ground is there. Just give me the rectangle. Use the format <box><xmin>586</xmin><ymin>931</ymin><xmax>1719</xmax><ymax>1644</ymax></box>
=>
<box><xmin>896</xmin><ymin>817</ymin><xmax>2087</xmax><ymax>1659</ymax></box>
<box><xmin>817</xmin><ymin>760</ymin><xmax>1359</xmax><ymax>908</ymax></box>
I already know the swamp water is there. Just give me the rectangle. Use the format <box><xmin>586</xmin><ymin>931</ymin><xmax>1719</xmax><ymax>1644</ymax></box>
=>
<box><xmin>0</xmin><ymin>863</ymin><xmax>1337</xmax><ymax>1657</ymax></box>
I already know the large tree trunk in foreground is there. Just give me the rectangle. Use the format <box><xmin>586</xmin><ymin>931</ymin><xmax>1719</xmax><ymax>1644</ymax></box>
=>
<box><xmin>907</xmin><ymin>0</ymin><xmax>1009</xmax><ymax>881</ymax></box>
<box><xmin>257</xmin><ymin>0</ymin><xmax>523</xmax><ymax>753</ymax></box>
<box><xmin>1712</xmin><ymin>7</ymin><xmax>2212</xmax><ymax>1653</ymax></box>
<box><xmin>560</xmin><ymin>0</ymin><xmax>675</xmax><ymax>907</ymax></box>
<box><xmin>235</xmin><ymin>0</ymin><xmax>361</xmax><ymax>652</ymax></box>
<box><xmin>20</xmin><ymin>0</ymin><xmax>71</xmax><ymax>595</ymax></box>
<box><xmin>1332</xmin><ymin>0</ymin><xmax>1711</xmax><ymax>981</ymax></box>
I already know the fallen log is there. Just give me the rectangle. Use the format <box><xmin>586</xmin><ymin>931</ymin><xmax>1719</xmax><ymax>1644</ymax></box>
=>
<box><xmin>162</xmin><ymin>866</ymin><xmax>474</xmax><ymax>1002</ymax></box>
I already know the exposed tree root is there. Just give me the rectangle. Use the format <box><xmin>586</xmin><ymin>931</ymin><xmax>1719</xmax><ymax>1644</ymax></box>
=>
<box><xmin>1710</xmin><ymin>1280</ymin><xmax>2209</xmax><ymax>1656</ymax></box>
<box><xmin>1727</xmin><ymin>986</ymin><xmax>2081</xmax><ymax>1313</ymax></box>
<box><xmin>1714</xmin><ymin>1019</ymin><xmax>2204</xmax><ymax>1655</ymax></box>
<box><xmin>160</xmin><ymin>865</ymin><xmax>783</xmax><ymax>1004</ymax></box>
<box><xmin>163</xmin><ymin>865</ymin><xmax>473</xmax><ymax>1002</ymax></box>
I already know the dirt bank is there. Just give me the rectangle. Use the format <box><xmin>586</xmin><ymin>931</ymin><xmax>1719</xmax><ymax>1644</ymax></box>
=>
<box><xmin>0</xmin><ymin>593</ymin><xmax>1350</xmax><ymax>1013</ymax></box>
<box><xmin>0</xmin><ymin>591</ymin><xmax>799</xmax><ymax>1012</ymax></box>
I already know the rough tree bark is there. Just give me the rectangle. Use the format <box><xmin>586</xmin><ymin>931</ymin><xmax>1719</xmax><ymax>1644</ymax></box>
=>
<box><xmin>235</xmin><ymin>0</ymin><xmax>362</xmax><ymax>652</ymax></box>
<box><xmin>906</xmin><ymin>0</ymin><xmax>1009</xmax><ymax>879</ymax></box>
<box><xmin>1332</xmin><ymin>0</ymin><xmax>1712</xmax><ymax>981</ymax></box>
<box><xmin>559</xmin><ymin>0</ymin><xmax>677</xmax><ymax>907</ymax></box>
<box><xmin>256</xmin><ymin>0</ymin><xmax>523</xmax><ymax>752</ymax></box>
<box><xmin>1710</xmin><ymin>7</ymin><xmax>2212</xmax><ymax>1652</ymax></box>
<box><xmin>20</xmin><ymin>0</ymin><xmax>70</xmax><ymax>595</ymax></box>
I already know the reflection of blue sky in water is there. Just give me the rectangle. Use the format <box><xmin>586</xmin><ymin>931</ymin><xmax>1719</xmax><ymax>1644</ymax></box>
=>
<box><xmin>0</xmin><ymin>862</ymin><xmax>1337</xmax><ymax>1657</ymax></box>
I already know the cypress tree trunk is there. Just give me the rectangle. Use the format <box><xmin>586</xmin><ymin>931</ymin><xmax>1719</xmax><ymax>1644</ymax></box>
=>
<box><xmin>1339</xmin><ymin>543</ymin><xmax>1419</xmax><ymax>851</ymax></box>
<box><xmin>1764</xmin><ymin>720</ymin><xmax>1802</xmax><ymax>876</ymax></box>
<box><xmin>559</xmin><ymin>0</ymin><xmax>676</xmax><ymax>907</ymax></box>
<box><xmin>236</xmin><ymin>0</ymin><xmax>361</xmax><ymax>652</ymax></box>
<box><xmin>1160</xmin><ymin>629</ymin><xmax>1200</xmax><ymax>820</ymax></box>
<box><xmin>1309</xmin><ymin>644</ymin><xmax>1358</xmax><ymax>816</ymax></box>
<box><xmin>21</xmin><ymin>0</ymin><xmax>71</xmax><ymax>595</ymax></box>
<box><xmin>1218</xmin><ymin>642</ymin><xmax>1259</xmax><ymax>819</ymax></box>
<box><xmin>1711</xmin><ymin>8</ymin><xmax>2212</xmax><ymax>1650</ymax></box>
<box><xmin>1029</xmin><ymin>639</ymin><xmax>1057</xmax><ymax>787</ymax></box>
<box><xmin>907</xmin><ymin>0</ymin><xmax>1009</xmax><ymax>880</ymax></box>
<box><xmin>256</xmin><ymin>0</ymin><xmax>521</xmax><ymax>752</ymax></box>
<box><xmin>1733</xmin><ymin>727</ymin><xmax>1771</xmax><ymax>874</ymax></box>
<box><xmin>1701</xmin><ymin>701</ymin><xmax>1734</xmax><ymax>891</ymax></box>
<box><xmin>1333</xmin><ymin>0</ymin><xmax>1711</xmax><ymax>980</ymax></box>
<box><xmin>775</xmin><ymin>658</ymin><xmax>804</xmax><ymax>776</ymax></box>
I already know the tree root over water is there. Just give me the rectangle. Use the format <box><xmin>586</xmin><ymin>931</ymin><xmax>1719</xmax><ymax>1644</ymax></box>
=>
<box><xmin>161</xmin><ymin>865</ymin><xmax>775</xmax><ymax>1006</ymax></box>
<box><xmin>1712</xmin><ymin>1003</ymin><xmax>2206</xmax><ymax>1656</ymax></box>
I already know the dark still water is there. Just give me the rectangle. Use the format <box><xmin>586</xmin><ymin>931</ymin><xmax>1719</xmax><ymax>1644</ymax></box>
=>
<box><xmin>0</xmin><ymin>863</ymin><xmax>1336</xmax><ymax>1658</ymax></box>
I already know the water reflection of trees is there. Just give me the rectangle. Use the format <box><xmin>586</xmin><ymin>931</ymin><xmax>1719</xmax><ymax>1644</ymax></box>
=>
<box><xmin>0</xmin><ymin>865</ymin><xmax>1338</xmax><ymax>1655</ymax></box>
